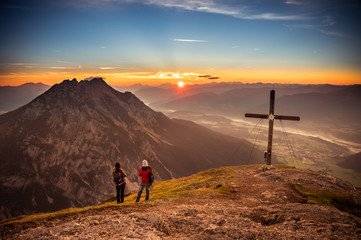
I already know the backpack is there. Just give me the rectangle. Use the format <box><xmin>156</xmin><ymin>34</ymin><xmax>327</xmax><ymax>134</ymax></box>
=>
<box><xmin>113</xmin><ymin>169</ymin><xmax>126</xmax><ymax>188</ymax></box>
<box><xmin>115</xmin><ymin>178</ymin><xmax>126</xmax><ymax>188</ymax></box>
<box><xmin>149</xmin><ymin>167</ymin><xmax>154</xmax><ymax>185</ymax></box>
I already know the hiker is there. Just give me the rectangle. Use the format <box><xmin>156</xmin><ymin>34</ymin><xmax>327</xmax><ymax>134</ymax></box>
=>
<box><xmin>135</xmin><ymin>160</ymin><xmax>153</xmax><ymax>202</ymax></box>
<box><xmin>113</xmin><ymin>162</ymin><xmax>127</xmax><ymax>203</ymax></box>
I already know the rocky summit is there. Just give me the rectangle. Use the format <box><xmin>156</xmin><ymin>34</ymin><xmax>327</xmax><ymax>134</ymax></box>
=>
<box><xmin>1</xmin><ymin>165</ymin><xmax>360</xmax><ymax>239</ymax></box>
<box><xmin>0</xmin><ymin>78</ymin><xmax>262</xmax><ymax>220</ymax></box>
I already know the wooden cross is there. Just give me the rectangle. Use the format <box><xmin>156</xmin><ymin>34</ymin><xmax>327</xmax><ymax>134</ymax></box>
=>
<box><xmin>245</xmin><ymin>90</ymin><xmax>300</xmax><ymax>166</ymax></box>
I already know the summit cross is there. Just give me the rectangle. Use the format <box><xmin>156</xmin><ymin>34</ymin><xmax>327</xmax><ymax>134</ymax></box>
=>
<box><xmin>245</xmin><ymin>90</ymin><xmax>300</xmax><ymax>166</ymax></box>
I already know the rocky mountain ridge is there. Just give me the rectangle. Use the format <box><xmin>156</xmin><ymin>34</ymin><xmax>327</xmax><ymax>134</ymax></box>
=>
<box><xmin>1</xmin><ymin>165</ymin><xmax>360</xmax><ymax>239</ymax></box>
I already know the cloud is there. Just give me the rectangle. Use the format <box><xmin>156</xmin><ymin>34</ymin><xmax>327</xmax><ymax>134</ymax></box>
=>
<box><xmin>6</xmin><ymin>62</ymin><xmax>38</xmax><ymax>66</ymax></box>
<box><xmin>145</xmin><ymin>0</ymin><xmax>241</xmax><ymax>16</ymax></box>
<box><xmin>99</xmin><ymin>67</ymin><xmax>118</xmax><ymax>70</ymax></box>
<box><xmin>56</xmin><ymin>61</ymin><xmax>73</xmax><ymax>64</ymax></box>
<box><xmin>100</xmin><ymin>71</ymin><xmax>203</xmax><ymax>79</ymax></box>
<box><xmin>0</xmin><ymin>63</ymin><xmax>38</xmax><ymax>73</ymax></box>
<box><xmin>48</xmin><ymin>67</ymin><xmax>69</xmax><ymax>70</ymax></box>
<box><xmin>57</xmin><ymin>0</ymin><xmax>308</xmax><ymax>21</ymax></box>
<box><xmin>173</xmin><ymin>38</ymin><xmax>208</xmax><ymax>43</ymax></box>
<box><xmin>284</xmin><ymin>15</ymin><xmax>348</xmax><ymax>38</ymax></box>
<box><xmin>48</xmin><ymin>66</ymin><xmax>80</xmax><ymax>70</ymax></box>
<box><xmin>145</xmin><ymin>0</ymin><xmax>308</xmax><ymax>21</ymax></box>
<box><xmin>322</xmin><ymin>15</ymin><xmax>335</xmax><ymax>27</ymax></box>
<box><xmin>192</xmin><ymin>6</ymin><xmax>239</xmax><ymax>16</ymax></box>
<box><xmin>154</xmin><ymin>71</ymin><xmax>200</xmax><ymax>79</ymax></box>
<box><xmin>83</xmin><ymin>76</ymin><xmax>95</xmax><ymax>81</ymax></box>
<box><xmin>247</xmin><ymin>13</ymin><xmax>305</xmax><ymax>21</ymax></box>
<box><xmin>320</xmin><ymin>30</ymin><xmax>348</xmax><ymax>38</ymax></box>
<box><xmin>22</xmin><ymin>0</ymin><xmax>348</xmax><ymax>39</ymax></box>
<box><xmin>285</xmin><ymin>0</ymin><xmax>303</xmax><ymax>6</ymax></box>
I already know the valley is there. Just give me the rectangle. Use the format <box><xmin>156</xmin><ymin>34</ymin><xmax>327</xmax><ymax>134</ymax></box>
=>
<box><xmin>165</xmin><ymin>110</ymin><xmax>361</xmax><ymax>187</ymax></box>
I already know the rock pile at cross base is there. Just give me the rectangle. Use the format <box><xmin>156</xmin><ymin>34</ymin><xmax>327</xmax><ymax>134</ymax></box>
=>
<box><xmin>1</xmin><ymin>166</ymin><xmax>361</xmax><ymax>239</ymax></box>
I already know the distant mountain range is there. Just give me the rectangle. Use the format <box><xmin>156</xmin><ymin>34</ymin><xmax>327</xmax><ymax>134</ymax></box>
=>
<box><xmin>0</xmin><ymin>83</ymin><xmax>50</xmax><ymax>114</ymax></box>
<box><xmin>4</xmin><ymin>82</ymin><xmax>360</xmax><ymax>138</ymax></box>
<box><xmin>131</xmin><ymin>83</ymin><xmax>361</xmax><ymax>144</ymax></box>
<box><xmin>0</xmin><ymin>78</ymin><xmax>262</xmax><ymax>220</ymax></box>
<box><xmin>338</xmin><ymin>152</ymin><xmax>361</xmax><ymax>173</ymax></box>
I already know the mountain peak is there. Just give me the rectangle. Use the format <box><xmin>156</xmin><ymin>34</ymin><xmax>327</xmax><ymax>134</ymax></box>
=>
<box><xmin>55</xmin><ymin>77</ymin><xmax>109</xmax><ymax>86</ymax></box>
<box><xmin>56</xmin><ymin>77</ymin><xmax>108</xmax><ymax>88</ymax></box>
<box><xmin>40</xmin><ymin>77</ymin><xmax>117</xmax><ymax>105</ymax></box>
<box><xmin>83</xmin><ymin>77</ymin><xmax>106</xmax><ymax>84</ymax></box>
<box><xmin>60</xmin><ymin>77</ymin><xmax>78</xmax><ymax>84</ymax></box>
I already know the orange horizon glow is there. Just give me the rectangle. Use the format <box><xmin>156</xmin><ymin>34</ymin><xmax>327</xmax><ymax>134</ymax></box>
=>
<box><xmin>0</xmin><ymin>68</ymin><xmax>360</xmax><ymax>87</ymax></box>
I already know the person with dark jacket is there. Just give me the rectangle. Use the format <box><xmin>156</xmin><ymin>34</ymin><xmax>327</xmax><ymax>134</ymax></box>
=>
<box><xmin>135</xmin><ymin>160</ymin><xmax>153</xmax><ymax>202</ymax></box>
<box><xmin>113</xmin><ymin>162</ymin><xmax>127</xmax><ymax>203</ymax></box>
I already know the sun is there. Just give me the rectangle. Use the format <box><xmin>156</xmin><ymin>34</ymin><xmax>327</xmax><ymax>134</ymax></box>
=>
<box><xmin>177</xmin><ymin>81</ymin><xmax>184</xmax><ymax>88</ymax></box>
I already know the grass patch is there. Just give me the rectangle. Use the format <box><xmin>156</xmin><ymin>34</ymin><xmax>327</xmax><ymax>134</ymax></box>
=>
<box><xmin>290</xmin><ymin>183</ymin><xmax>361</xmax><ymax>217</ymax></box>
<box><xmin>274</xmin><ymin>165</ymin><xmax>296</xmax><ymax>169</ymax></box>
<box><xmin>290</xmin><ymin>183</ymin><xmax>336</xmax><ymax>206</ymax></box>
<box><xmin>0</xmin><ymin>206</ymin><xmax>97</xmax><ymax>226</ymax></box>
<box><xmin>130</xmin><ymin>166</ymin><xmax>239</xmax><ymax>203</ymax></box>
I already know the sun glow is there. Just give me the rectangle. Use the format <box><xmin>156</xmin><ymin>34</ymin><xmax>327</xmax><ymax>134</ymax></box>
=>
<box><xmin>177</xmin><ymin>81</ymin><xmax>184</xmax><ymax>88</ymax></box>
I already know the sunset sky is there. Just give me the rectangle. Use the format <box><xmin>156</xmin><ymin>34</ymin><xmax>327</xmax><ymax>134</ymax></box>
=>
<box><xmin>1</xmin><ymin>0</ymin><xmax>360</xmax><ymax>86</ymax></box>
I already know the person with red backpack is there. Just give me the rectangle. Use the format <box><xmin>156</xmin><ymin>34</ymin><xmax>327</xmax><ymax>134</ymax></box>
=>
<box><xmin>135</xmin><ymin>160</ymin><xmax>154</xmax><ymax>202</ymax></box>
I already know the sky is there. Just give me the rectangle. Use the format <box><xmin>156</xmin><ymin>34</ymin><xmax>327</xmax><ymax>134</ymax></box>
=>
<box><xmin>0</xmin><ymin>0</ymin><xmax>360</xmax><ymax>86</ymax></box>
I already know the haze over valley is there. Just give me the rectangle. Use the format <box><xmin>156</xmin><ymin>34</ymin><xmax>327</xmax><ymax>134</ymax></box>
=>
<box><xmin>126</xmin><ymin>82</ymin><xmax>361</xmax><ymax>186</ymax></box>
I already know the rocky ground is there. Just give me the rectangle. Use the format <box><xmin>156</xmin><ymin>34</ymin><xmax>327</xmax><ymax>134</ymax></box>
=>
<box><xmin>1</xmin><ymin>165</ymin><xmax>361</xmax><ymax>239</ymax></box>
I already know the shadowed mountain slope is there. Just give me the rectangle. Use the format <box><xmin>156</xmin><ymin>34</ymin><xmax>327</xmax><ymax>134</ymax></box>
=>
<box><xmin>338</xmin><ymin>152</ymin><xmax>361</xmax><ymax>173</ymax></box>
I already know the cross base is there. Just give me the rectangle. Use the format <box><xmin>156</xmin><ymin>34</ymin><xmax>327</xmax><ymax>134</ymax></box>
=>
<box><xmin>260</xmin><ymin>165</ymin><xmax>275</xmax><ymax>172</ymax></box>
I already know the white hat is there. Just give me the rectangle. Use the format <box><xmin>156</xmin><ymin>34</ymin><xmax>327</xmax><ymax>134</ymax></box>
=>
<box><xmin>142</xmin><ymin>160</ymin><xmax>149</xmax><ymax>167</ymax></box>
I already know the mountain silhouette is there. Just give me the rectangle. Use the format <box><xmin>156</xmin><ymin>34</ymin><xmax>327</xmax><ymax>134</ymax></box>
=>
<box><xmin>0</xmin><ymin>82</ymin><xmax>49</xmax><ymax>114</ymax></box>
<box><xmin>0</xmin><ymin>78</ymin><xmax>262</xmax><ymax>219</ymax></box>
<box><xmin>338</xmin><ymin>152</ymin><xmax>361</xmax><ymax>173</ymax></box>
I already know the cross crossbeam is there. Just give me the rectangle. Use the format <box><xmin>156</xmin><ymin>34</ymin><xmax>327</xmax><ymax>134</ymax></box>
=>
<box><xmin>245</xmin><ymin>90</ymin><xmax>300</xmax><ymax>165</ymax></box>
